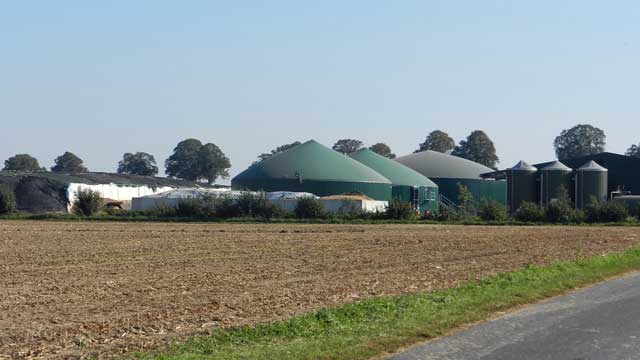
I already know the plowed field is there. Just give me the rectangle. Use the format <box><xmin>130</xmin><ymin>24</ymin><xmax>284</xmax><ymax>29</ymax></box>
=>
<box><xmin>1</xmin><ymin>221</ymin><xmax>640</xmax><ymax>359</ymax></box>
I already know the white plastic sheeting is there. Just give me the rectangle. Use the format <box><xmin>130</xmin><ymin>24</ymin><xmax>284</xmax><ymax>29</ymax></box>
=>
<box><xmin>66</xmin><ymin>183</ymin><xmax>176</xmax><ymax>212</ymax></box>
<box><xmin>131</xmin><ymin>188</ymin><xmax>386</xmax><ymax>213</ymax></box>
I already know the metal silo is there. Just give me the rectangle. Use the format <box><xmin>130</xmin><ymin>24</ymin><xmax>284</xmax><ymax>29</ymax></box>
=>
<box><xmin>540</xmin><ymin>161</ymin><xmax>572</xmax><ymax>205</ymax></box>
<box><xmin>575</xmin><ymin>161</ymin><xmax>608</xmax><ymax>209</ymax></box>
<box><xmin>506</xmin><ymin>161</ymin><xmax>537</xmax><ymax>213</ymax></box>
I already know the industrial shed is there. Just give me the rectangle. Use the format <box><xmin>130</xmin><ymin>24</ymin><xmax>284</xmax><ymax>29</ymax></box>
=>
<box><xmin>349</xmin><ymin>148</ymin><xmax>439</xmax><ymax>213</ymax></box>
<box><xmin>395</xmin><ymin>150</ymin><xmax>506</xmax><ymax>205</ymax></box>
<box><xmin>231</xmin><ymin>140</ymin><xmax>393</xmax><ymax>201</ymax></box>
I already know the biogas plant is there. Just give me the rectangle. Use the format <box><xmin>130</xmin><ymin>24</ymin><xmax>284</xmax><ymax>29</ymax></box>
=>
<box><xmin>228</xmin><ymin>140</ymin><xmax>640</xmax><ymax>214</ymax></box>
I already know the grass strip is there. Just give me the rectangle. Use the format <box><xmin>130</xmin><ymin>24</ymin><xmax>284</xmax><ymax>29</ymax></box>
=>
<box><xmin>138</xmin><ymin>248</ymin><xmax>640</xmax><ymax>360</ymax></box>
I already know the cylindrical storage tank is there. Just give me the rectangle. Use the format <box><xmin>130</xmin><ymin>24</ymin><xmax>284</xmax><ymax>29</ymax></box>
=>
<box><xmin>540</xmin><ymin>161</ymin><xmax>572</xmax><ymax>205</ymax></box>
<box><xmin>506</xmin><ymin>161</ymin><xmax>537</xmax><ymax>213</ymax></box>
<box><xmin>575</xmin><ymin>160</ymin><xmax>608</xmax><ymax>209</ymax></box>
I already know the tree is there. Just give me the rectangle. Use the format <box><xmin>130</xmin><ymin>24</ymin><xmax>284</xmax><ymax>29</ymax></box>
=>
<box><xmin>369</xmin><ymin>143</ymin><xmax>396</xmax><ymax>159</ymax></box>
<box><xmin>51</xmin><ymin>152</ymin><xmax>88</xmax><ymax>173</ymax></box>
<box><xmin>117</xmin><ymin>152</ymin><xmax>159</xmax><ymax>176</ymax></box>
<box><xmin>416</xmin><ymin>130</ymin><xmax>455</xmax><ymax>153</ymax></box>
<box><xmin>3</xmin><ymin>154</ymin><xmax>45</xmax><ymax>172</ymax></box>
<box><xmin>332</xmin><ymin>139</ymin><xmax>363</xmax><ymax>154</ymax></box>
<box><xmin>258</xmin><ymin>141</ymin><xmax>301</xmax><ymax>162</ymax></box>
<box><xmin>626</xmin><ymin>144</ymin><xmax>640</xmax><ymax>158</ymax></box>
<box><xmin>554</xmin><ymin>124</ymin><xmax>606</xmax><ymax>160</ymax></box>
<box><xmin>165</xmin><ymin>139</ymin><xmax>231</xmax><ymax>184</ymax></box>
<box><xmin>451</xmin><ymin>130</ymin><xmax>499</xmax><ymax>169</ymax></box>
<box><xmin>198</xmin><ymin>143</ymin><xmax>231</xmax><ymax>185</ymax></box>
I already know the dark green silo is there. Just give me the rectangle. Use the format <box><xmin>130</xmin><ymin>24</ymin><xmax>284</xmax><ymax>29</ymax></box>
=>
<box><xmin>350</xmin><ymin>148</ymin><xmax>439</xmax><ymax>213</ymax></box>
<box><xmin>575</xmin><ymin>161</ymin><xmax>608</xmax><ymax>209</ymax></box>
<box><xmin>506</xmin><ymin>161</ymin><xmax>537</xmax><ymax>213</ymax></box>
<box><xmin>540</xmin><ymin>161</ymin><xmax>572</xmax><ymax>205</ymax></box>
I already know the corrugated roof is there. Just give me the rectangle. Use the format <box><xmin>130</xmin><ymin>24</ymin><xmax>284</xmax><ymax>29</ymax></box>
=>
<box><xmin>232</xmin><ymin>140</ymin><xmax>392</xmax><ymax>184</ymax></box>
<box><xmin>349</xmin><ymin>148</ymin><xmax>438</xmax><ymax>188</ymax></box>
<box><xmin>509</xmin><ymin>161</ymin><xmax>537</xmax><ymax>172</ymax></box>
<box><xmin>541</xmin><ymin>160</ymin><xmax>572</xmax><ymax>172</ymax></box>
<box><xmin>577</xmin><ymin>160</ymin><xmax>608</xmax><ymax>172</ymax></box>
<box><xmin>395</xmin><ymin>150</ymin><xmax>494</xmax><ymax>180</ymax></box>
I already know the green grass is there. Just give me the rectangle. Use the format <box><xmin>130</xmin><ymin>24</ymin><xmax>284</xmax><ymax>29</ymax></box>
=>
<box><xmin>137</xmin><ymin>248</ymin><xmax>640</xmax><ymax>360</ymax></box>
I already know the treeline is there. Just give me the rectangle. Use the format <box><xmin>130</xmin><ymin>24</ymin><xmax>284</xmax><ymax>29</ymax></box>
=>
<box><xmin>3</xmin><ymin>124</ymin><xmax>640</xmax><ymax>184</ymax></box>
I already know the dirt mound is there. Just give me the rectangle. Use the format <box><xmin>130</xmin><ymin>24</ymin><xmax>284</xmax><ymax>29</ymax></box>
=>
<box><xmin>320</xmin><ymin>192</ymin><xmax>373</xmax><ymax>201</ymax></box>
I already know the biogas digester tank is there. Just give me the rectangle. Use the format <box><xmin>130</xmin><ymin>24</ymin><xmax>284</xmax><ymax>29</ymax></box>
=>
<box><xmin>540</xmin><ymin>161</ymin><xmax>572</xmax><ymax>205</ymax></box>
<box><xmin>575</xmin><ymin>161</ymin><xmax>608</xmax><ymax>209</ymax></box>
<box><xmin>506</xmin><ymin>161</ymin><xmax>537</xmax><ymax>213</ymax></box>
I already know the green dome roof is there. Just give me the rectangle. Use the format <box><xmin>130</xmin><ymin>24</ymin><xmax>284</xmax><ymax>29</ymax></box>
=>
<box><xmin>233</xmin><ymin>140</ymin><xmax>391</xmax><ymax>184</ymax></box>
<box><xmin>395</xmin><ymin>151</ymin><xmax>494</xmax><ymax>180</ymax></box>
<box><xmin>350</xmin><ymin>148</ymin><xmax>438</xmax><ymax>188</ymax></box>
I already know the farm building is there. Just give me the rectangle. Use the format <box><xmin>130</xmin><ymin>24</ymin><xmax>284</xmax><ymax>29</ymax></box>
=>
<box><xmin>0</xmin><ymin>171</ymin><xmax>199</xmax><ymax>213</ymax></box>
<box><xmin>395</xmin><ymin>150</ymin><xmax>506</xmax><ymax>205</ymax></box>
<box><xmin>231</xmin><ymin>140</ymin><xmax>393</xmax><ymax>201</ymax></box>
<box><xmin>349</xmin><ymin>148</ymin><xmax>439</xmax><ymax>213</ymax></box>
<box><xmin>488</xmin><ymin>152</ymin><xmax>640</xmax><ymax>212</ymax></box>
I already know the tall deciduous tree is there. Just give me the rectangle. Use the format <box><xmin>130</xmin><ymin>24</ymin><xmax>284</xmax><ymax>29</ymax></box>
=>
<box><xmin>51</xmin><ymin>152</ymin><xmax>88</xmax><ymax>173</ymax></box>
<box><xmin>3</xmin><ymin>154</ymin><xmax>45</xmax><ymax>172</ymax></box>
<box><xmin>369</xmin><ymin>143</ymin><xmax>396</xmax><ymax>159</ymax></box>
<box><xmin>198</xmin><ymin>143</ymin><xmax>231</xmax><ymax>185</ymax></box>
<box><xmin>554</xmin><ymin>124</ymin><xmax>606</xmax><ymax>160</ymax></box>
<box><xmin>165</xmin><ymin>139</ymin><xmax>231</xmax><ymax>184</ymax></box>
<box><xmin>332</xmin><ymin>139</ymin><xmax>363</xmax><ymax>154</ymax></box>
<box><xmin>416</xmin><ymin>130</ymin><xmax>455</xmax><ymax>153</ymax></box>
<box><xmin>451</xmin><ymin>130</ymin><xmax>499</xmax><ymax>169</ymax></box>
<box><xmin>258</xmin><ymin>141</ymin><xmax>301</xmax><ymax>162</ymax></box>
<box><xmin>117</xmin><ymin>152</ymin><xmax>159</xmax><ymax>176</ymax></box>
<box><xmin>625</xmin><ymin>144</ymin><xmax>640</xmax><ymax>158</ymax></box>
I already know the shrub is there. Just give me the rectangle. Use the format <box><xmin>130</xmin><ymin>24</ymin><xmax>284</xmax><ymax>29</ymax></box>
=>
<box><xmin>514</xmin><ymin>202</ymin><xmax>545</xmax><ymax>222</ymax></box>
<box><xmin>436</xmin><ymin>205</ymin><xmax>463</xmax><ymax>222</ymax></box>
<box><xmin>73</xmin><ymin>189</ymin><xmax>103</xmax><ymax>216</ymax></box>
<box><xmin>457</xmin><ymin>183</ymin><xmax>475</xmax><ymax>216</ymax></box>
<box><xmin>294</xmin><ymin>197</ymin><xmax>326</xmax><ymax>219</ymax></box>
<box><xmin>145</xmin><ymin>203</ymin><xmax>178</xmax><ymax>217</ymax></box>
<box><xmin>585</xmin><ymin>201</ymin><xmax>629</xmax><ymax>223</ymax></box>
<box><xmin>384</xmin><ymin>199</ymin><xmax>416</xmax><ymax>220</ymax></box>
<box><xmin>544</xmin><ymin>200</ymin><xmax>575</xmax><ymax>224</ymax></box>
<box><xmin>0</xmin><ymin>185</ymin><xmax>16</xmax><ymax>215</ymax></box>
<box><xmin>214</xmin><ymin>195</ymin><xmax>241</xmax><ymax>218</ymax></box>
<box><xmin>176</xmin><ymin>198</ymin><xmax>206</xmax><ymax>218</ymax></box>
<box><xmin>477</xmin><ymin>200</ymin><xmax>508</xmax><ymax>222</ymax></box>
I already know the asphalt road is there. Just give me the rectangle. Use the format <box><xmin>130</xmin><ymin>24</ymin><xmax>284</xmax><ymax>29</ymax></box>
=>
<box><xmin>390</xmin><ymin>272</ymin><xmax>640</xmax><ymax>360</ymax></box>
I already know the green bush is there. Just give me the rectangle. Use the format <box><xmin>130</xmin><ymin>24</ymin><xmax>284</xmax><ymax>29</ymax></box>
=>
<box><xmin>235</xmin><ymin>192</ymin><xmax>285</xmax><ymax>219</ymax></box>
<box><xmin>176</xmin><ymin>198</ymin><xmax>206</xmax><ymax>218</ymax></box>
<box><xmin>384</xmin><ymin>199</ymin><xmax>416</xmax><ymax>220</ymax></box>
<box><xmin>436</xmin><ymin>205</ymin><xmax>463</xmax><ymax>222</ymax></box>
<box><xmin>0</xmin><ymin>185</ymin><xmax>16</xmax><ymax>215</ymax></box>
<box><xmin>214</xmin><ymin>195</ymin><xmax>241</xmax><ymax>218</ymax></box>
<box><xmin>73</xmin><ymin>189</ymin><xmax>103</xmax><ymax>216</ymax></box>
<box><xmin>477</xmin><ymin>200</ymin><xmax>508</xmax><ymax>222</ymax></box>
<box><xmin>585</xmin><ymin>201</ymin><xmax>629</xmax><ymax>223</ymax></box>
<box><xmin>295</xmin><ymin>197</ymin><xmax>326</xmax><ymax>219</ymax></box>
<box><xmin>514</xmin><ymin>202</ymin><xmax>545</xmax><ymax>222</ymax></box>
<box><xmin>544</xmin><ymin>200</ymin><xmax>575</xmax><ymax>224</ymax></box>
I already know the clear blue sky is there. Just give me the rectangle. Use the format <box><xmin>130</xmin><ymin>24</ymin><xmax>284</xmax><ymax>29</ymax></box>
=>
<box><xmin>2</xmin><ymin>1</ymin><xmax>639</xmax><ymax>183</ymax></box>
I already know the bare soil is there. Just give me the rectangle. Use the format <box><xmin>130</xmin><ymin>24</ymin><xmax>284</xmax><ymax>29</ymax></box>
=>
<box><xmin>1</xmin><ymin>221</ymin><xmax>639</xmax><ymax>359</ymax></box>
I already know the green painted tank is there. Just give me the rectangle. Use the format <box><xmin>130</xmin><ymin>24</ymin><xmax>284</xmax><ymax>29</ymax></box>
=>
<box><xmin>231</xmin><ymin>140</ymin><xmax>393</xmax><ymax>200</ymax></box>
<box><xmin>575</xmin><ymin>161</ymin><xmax>608</xmax><ymax>209</ymax></box>
<box><xmin>349</xmin><ymin>148</ymin><xmax>439</xmax><ymax>213</ymax></box>
<box><xmin>540</xmin><ymin>161</ymin><xmax>572</xmax><ymax>205</ymax></box>
<box><xmin>506</xmin><ymin>161</ymin><xmax>537</xmax><ymax>213</ymax></box>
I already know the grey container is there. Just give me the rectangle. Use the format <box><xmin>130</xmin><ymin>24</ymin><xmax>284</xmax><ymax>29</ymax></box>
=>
<box><xmin>575</xmin><ymin>161</ymin><xmax>608</xmax><ymax>209</ymax></box>
<box><xmin>540</xmin><ymin>161</ymin><xmax>572</xmax><ymax>205</ymax></box>
<box><xmin>506</xmin><ymin>161</ymin><xmax>537</xmax><ymax>213</ymax></box>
